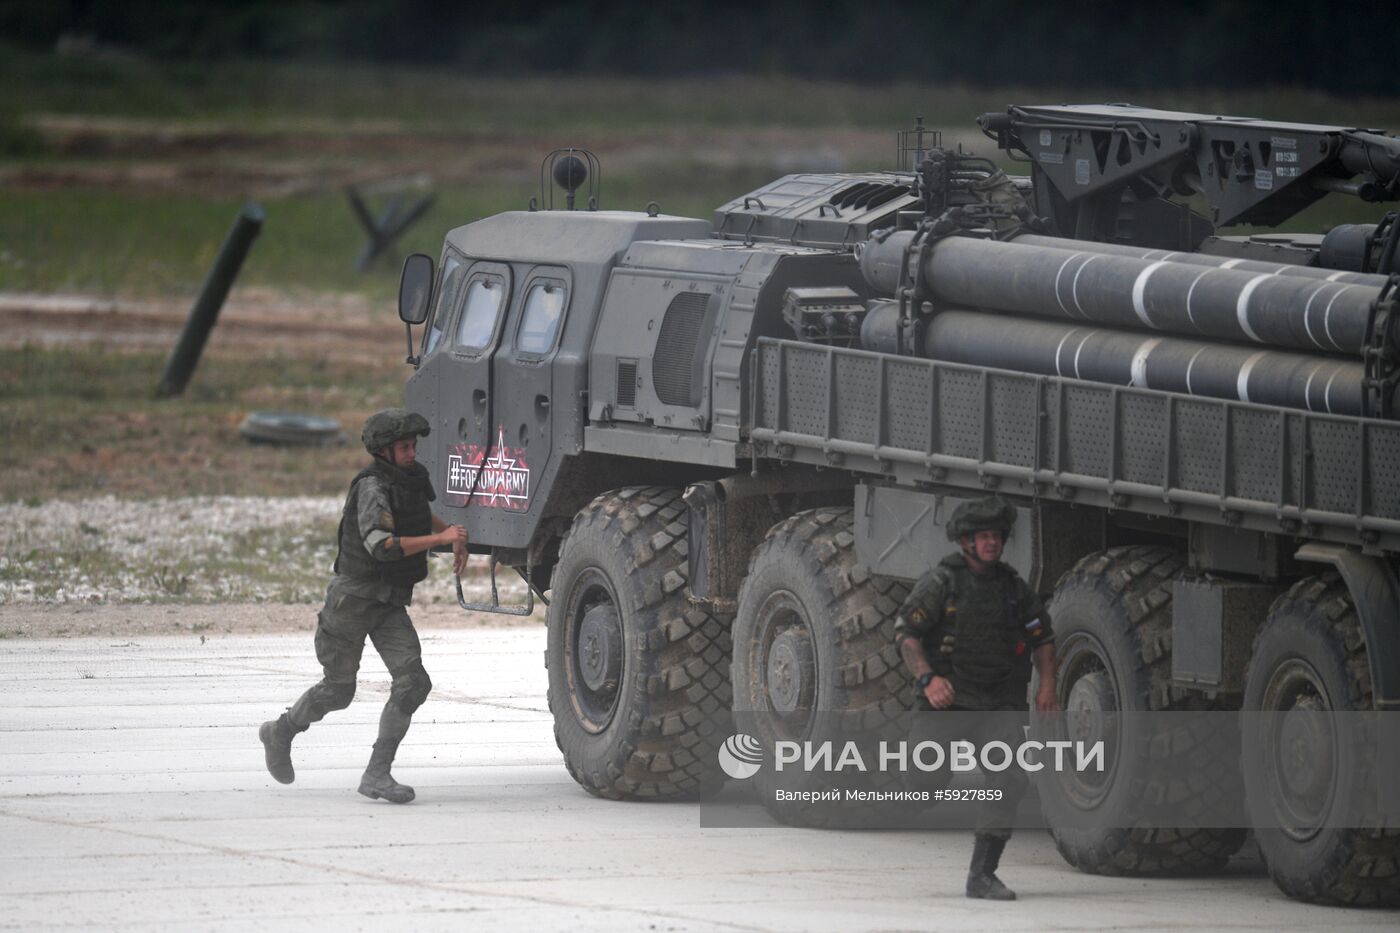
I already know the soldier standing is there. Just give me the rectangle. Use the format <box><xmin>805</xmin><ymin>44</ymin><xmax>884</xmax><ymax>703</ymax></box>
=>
<box><xmin>893</xmin><ymin>496</ymin><xmax>1058</xmax><ymax>900</ymax></box>
<box><xmin>259</xmin><ymin>408</ymin><xmax>467</xmax><ymax>804</ymax></box>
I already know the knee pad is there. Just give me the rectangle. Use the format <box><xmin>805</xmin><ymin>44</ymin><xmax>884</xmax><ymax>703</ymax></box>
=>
<box><xmin>390</xmin><ymin>662</ymin><xmax>431</xmax><ymax>714</ymax></box>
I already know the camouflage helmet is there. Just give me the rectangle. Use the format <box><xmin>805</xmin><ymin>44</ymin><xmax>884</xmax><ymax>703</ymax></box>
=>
<box><xmin>946</xmin><ymin>496</ymin><xmax>1016</xmax><ymax>541</ymax></box>
<box><xmin>361</xmin><ymin>408</ymin><xmax>430</xmax><ymax>455</ymax></box>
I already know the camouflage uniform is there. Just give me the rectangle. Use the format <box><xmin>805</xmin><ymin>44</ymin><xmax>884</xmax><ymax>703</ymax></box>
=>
<box><xmin>895</xmin><ymin>552</ymin><xmax>1053</xmax><ymax>714</ymax></box>
<box><xmin>296</xmin><ymin>457</ymin><xmax>435</xmax><ymax>732</ymax></box>
<box><xmin>896</xmin><ymin>552</ymin><xmax>1053</xmax><ymax>837</ymax></box>
<box><xmin>260</xmin><ymin>409</ymin><xmax>436</xmax><ymax>803</ymax></box>
<box><xmin>894</xmin><ymin>496</ymin><xmax>1054</xmax><ymax>899</ymax></box>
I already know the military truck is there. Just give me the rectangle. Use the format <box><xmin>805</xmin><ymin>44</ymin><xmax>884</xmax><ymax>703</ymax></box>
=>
<box><xmin>395</xmin><ymin>111</ymin><xmax>1400</xmax><ymax>906</ymax></box>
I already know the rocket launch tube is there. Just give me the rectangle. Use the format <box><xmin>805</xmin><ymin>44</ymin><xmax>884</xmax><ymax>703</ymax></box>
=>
<box><xmin>1009</xmin><ymin>234</ymin><xmax>1391</xmax><ymax>289</ymax></box>
<box><xmin>858</xmin><ymin>231</ymin><xmax>1384</xmax><ymax>356</ymax></box>
<box><xmin>921</xmin><ymin>310</ymin><xmax>1387</xmax><ymax>417</ymax></box>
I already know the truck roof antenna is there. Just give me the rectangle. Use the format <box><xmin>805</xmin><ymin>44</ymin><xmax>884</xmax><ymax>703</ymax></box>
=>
<box><xmin>897</xmin><ymin>116</ymin><xmax>941</xmax><ymax>173</ymax></box>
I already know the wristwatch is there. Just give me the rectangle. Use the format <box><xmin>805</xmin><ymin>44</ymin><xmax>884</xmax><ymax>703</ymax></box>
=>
<box><xmin>916</xmin><ymin>671</ymin><xmax>935</xmax><ymax>689</ymax></box>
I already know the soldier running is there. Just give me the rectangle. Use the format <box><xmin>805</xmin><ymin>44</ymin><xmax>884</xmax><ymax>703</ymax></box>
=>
<box><xmin>894</xmin><ymin>496</ymin><xmax>1058</xmax><ymax>900</ymax></box>
<box><xmin>259</xmin><ymin>408</ymin><xmax>467</xmax><ymax>803</ymax></box>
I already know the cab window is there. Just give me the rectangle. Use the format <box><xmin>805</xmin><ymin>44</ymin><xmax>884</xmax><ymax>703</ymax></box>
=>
<box><xmin>424</xmin><ymin>254</ymin><xmax>464</xmax><ymax>355</ymax></box>
<box><xmin>454</xmin><ymin>277</ymin><xmax>505</xmax><ymax>351</ymax></box>
<box><xmin>515</xmin><ymin>281</ymin><xmax>567</xmax><ymax>356</ymax></box>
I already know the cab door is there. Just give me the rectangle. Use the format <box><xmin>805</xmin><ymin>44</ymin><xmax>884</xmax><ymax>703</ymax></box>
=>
<box><xmin>427</xmin><ymin>261</ymin><xmax>513</xmax><ymax>523</ymax></box>
<box><xmin>477</xmin><ymin>267</ymin><xmax>570</xmax><ymax>522</ymax></box>
<box><xmin>432</xmin><ymin>261</ymin><xmax>568</xmax><ymax>549</ymax></box>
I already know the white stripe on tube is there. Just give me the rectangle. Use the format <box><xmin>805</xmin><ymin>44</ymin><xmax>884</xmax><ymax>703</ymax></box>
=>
<box><xmin>1070</xmin><ymin>254</ymin><xmax>1099</xmax><ymax>319</ymax></box>
<box><xmin>1053</xmin><ymin>254</ymin><xmax>1077</xmax><ymax>317</ymax></box>
<box><xmin>1072</xmin><ymin>331</ymin><xmax>1093</xmax><ymax>378</ymax></box>
<box><xmin>1052</xmin><ymin>328</ymin><xmax>1080</xmax><ymax>377</ymax></box>
<box><xmin>1184</xmin><ymin>267</ymin><xmax>1211</xmax><ymax>330</ymax></box>
<box><xmin>1235</xmin><ymin>274</ymin><xmax>1271</xmax><ymax>342</ymax></box>
<box><xmin>1236</xmin><ymin>351</ymin><xmax>1267</xmax><ymax>403</ymax></box>
<box><xmin>1184</xmin><ymin>346</ymin><xmax>1207</xmax><ymax>394</ymax></box>
<box><xmin>1130</xmin><ymin>337</ymin><xmax>1163</xmax><ymax>387</ymax></box>
<box><xmin>1322</xmin><ymin>286</ymin><xmax>1353</xmax><ymax>353</ymax></box>
<box><xmin>1304</xmin><ymin>368</ymin><xmax>1320</xmax><ymax>412</ymax></box>
<box><xmin>1131</xmin><ymin>261</ymin><xmax>1169</xmax><ymax>328</ymax></box>
<box><xmin>1302</xmin><ymin>280</ymin><xmax>1328</xmax><ymax>351</ymax></box>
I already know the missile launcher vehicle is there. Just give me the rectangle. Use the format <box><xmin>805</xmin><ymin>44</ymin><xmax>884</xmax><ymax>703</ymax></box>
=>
<box><xmin>395</xmin><ymin>109</ymin><xmax>1400</xmax><ymax>905</ymax></box>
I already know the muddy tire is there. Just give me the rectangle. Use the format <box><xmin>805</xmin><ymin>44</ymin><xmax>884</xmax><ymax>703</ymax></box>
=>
<box><xmin>1242</xmin><ymin>575</ymin><xmax>1400</xmax><ymax>907</ymax></box>
<box><xmin>238</xmin><ymin>411</ymin><xmax>344</xmax><ymax>446</ymax></box>
<box><xmin>546</xmin><ymin>486</ymin><xmax>732</xmax><ymax>800</ymax></box>
<box><xmin>1044</xmin><ymin>546</ymin><xmax>1248</xmax><ymax>875</ymax></box>
<box><xmin>731</xmin><ymin>507</ymin><xmax>911</xmax><ymax>827</ymax></box>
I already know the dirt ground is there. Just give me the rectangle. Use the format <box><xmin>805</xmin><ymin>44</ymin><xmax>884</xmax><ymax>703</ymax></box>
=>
<box><xmin>0</xmin><ymin>289</ymin><xmax>394</xmax><ymax>360</ymax></box>
<box><xmin>0</xmin><ymin>287</ymin><xmax>412</xmax><ymax>500</ymax></box>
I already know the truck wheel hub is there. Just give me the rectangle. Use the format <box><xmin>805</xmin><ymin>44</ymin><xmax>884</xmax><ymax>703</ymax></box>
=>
<box><xmin>1264</xmin><ymin>663</ymin><xmax>1335</xmax><ymax>836</ymax></box>
<box><xmin>578</xmin><ymin>604</ymin><xmax>622</xmax><ymax>693</ymax></box>
<box><xmin>1066</xmin><ymin>670</ymin><xmax>1118</xmax><ymax>749</ymax></box>
<box><xmin>767</xmin><ymin>628</ymin><xmax>815</xmax><ymax>714</ymax></box>
<box><xmin>1279</xmin><ymin>698</ymin><xmax>1331</xmax><ymax>801</ymax></box>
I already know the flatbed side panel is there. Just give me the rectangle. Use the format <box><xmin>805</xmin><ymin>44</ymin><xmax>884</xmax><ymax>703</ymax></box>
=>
<box><xmin>749</xmin><ymin>339</ymin><xmax>1400</xmax><ymax>552</ymax></box>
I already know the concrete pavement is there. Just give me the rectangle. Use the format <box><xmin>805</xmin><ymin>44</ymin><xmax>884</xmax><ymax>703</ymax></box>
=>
<box><xmin>0</xmin><ymin>626</ymin><xmax>1393</xmax><ymax>931</ymax></box>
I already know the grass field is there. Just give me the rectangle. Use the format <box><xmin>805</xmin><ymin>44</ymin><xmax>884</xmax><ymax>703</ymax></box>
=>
<box><xmin>0</xmin><ymin>164</ymin><xmax>790</xmax><ymax>299</ymax></box>
<box><xmin>4</xmin><ymin>51</ymin><xmax>1399</xmax><ymax>298</ymax></box>
<box><xmin>4</xmin><ymin>50</ymin><xmax>1399</xmax><ymax>508</ymax></box>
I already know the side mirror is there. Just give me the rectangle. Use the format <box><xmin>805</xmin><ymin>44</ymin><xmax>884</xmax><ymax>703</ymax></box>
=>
<box><xmin>398</xmin><ymin>253</ymin><xmax>435</xmax><ymax>325</ymax></box>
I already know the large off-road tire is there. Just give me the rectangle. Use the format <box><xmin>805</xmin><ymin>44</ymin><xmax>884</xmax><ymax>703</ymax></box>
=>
<box><xmin>546</xmin><ymin>486</ymin><xmax>732</xmax><ymax>800</ymax></box>
<box><xmin>1044</xmin><ymin>546</ymin><xmax>1248</xmax><ymax>875</ymax></box>
<box><xmin>1242</xmin><ymin>575</ymin><xmax>1400</xmax><ymax>907</ymax></box>
<box><xmin>731</xmin><ymin>507</ymin><xmax>912</xmax><ymax>827</ymax></box>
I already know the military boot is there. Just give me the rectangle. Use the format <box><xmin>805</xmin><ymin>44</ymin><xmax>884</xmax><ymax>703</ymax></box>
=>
<box><xmin>258</xmin><ymin>713</ymin><xmax>303</xmax><ymax>784</ymax></box>
<box><xmin>357</xmin><ymin>705</ymin><xmax>415</xmax><ymax>803</ymax></box>
<box><xmin>358</xmin><ymin>740</ymin><xmax>415</xmax><ymax>803</ymax></box>
<box><xmin>965</xmin><ymin>833</ymin><xmax>1016</xmax><ymax>900</ymax></box>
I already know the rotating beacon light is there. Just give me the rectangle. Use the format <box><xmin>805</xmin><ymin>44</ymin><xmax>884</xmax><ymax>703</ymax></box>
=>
<box><xmin>537</xmin><ymin>148</ymin><xmax>601</xmax><ymax>211</ymax></box>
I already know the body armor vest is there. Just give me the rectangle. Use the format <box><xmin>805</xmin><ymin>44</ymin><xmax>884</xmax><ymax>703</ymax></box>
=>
<box><xmin>926</xmin><ymin>563</ymin><xmax>1031</xmax><ymax>693</ymax></box>
<box><xmin>333</xmin><ymin>459</ymin><xmax>434</xmax><ymax>588</ymax></box>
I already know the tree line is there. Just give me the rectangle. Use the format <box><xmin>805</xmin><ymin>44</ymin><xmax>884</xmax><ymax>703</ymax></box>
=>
<box><xmin>1</xmin><ymin>0</ymin><xmax>1392</xmax><ymax>95</ymax></box>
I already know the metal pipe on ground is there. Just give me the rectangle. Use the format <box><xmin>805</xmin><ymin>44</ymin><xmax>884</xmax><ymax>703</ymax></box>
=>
<box><xmin>919</xmin><ymin>310</ymin><xmax>1389</xmax><ymax>417</ymax></box>
<box><xmin>858</xmin><ymin>231</ymin><xmax>1383</xmax><ymax>356</ymax></box>
<box><xmin>155</xmin><ymin>203</ymin><xmax>265</xmax><ymax>398</ymax></box>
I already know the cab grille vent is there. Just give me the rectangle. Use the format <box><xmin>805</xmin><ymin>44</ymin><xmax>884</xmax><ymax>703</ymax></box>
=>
<box><xmin>616</xmin><ymin>359</ymin><xmax>638</xmax><ymax>409</ymax></box>
<box><xmin>653</xmin><ymin>292</ymin><xmax>711</xmax><ymax>407</ymax></box>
